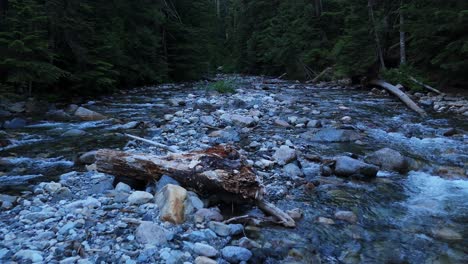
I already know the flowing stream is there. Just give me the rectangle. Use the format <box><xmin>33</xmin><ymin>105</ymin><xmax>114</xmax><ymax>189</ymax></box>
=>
<box><xmin>1</xmin><ymin>76</ymin><xmax>467</xmax><ymax>263</ymax></box>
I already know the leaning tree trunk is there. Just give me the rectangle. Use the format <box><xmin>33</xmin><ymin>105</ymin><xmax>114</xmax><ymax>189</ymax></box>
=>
<box><xmin>95</xmin><ymin>145</ymin><xmax>296</xmax><ymax>227</ymax></box>
<box><xmin>399</xmin><ymin>0</ymin><xmax>406</xmax><ymax>65</ymax></box>
<box><xmin>369</xmin><ymin>79</ymin><xmax>426</xmax><ymax>116</ymax></box>
<box><xmin>368</xmin><ymin>0</ymin><xmax>386</xmax><ymax>70</ymax></box>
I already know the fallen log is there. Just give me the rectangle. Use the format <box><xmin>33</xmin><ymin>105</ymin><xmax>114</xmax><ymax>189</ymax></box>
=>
<box><xmin>311</xmin><ymin>67</ymin><xmax>332</xmax><ymax>83</ymax></box>
<box><xmin>369</xmin><ymin>79</ymin><xmax>427</xmax><ymax>116</ymax></box>
<box><xmin>125</xmin><ymin>133</ymin><xmax>180</xmax><ymax>153</ymax></box>
<box><xmin>408</xmin><ymin>76</ymin><xmax>442</xmax><ymax>94</ymax></box>
<box><xmin>95</xmin><ymin>145</ymin><xmax>296</xmax><ymax>227</ymax></box>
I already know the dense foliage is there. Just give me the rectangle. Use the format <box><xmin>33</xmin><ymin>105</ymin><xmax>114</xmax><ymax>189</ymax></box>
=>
<box><xmin>0</xmin><ymin>0</ymin><xmax>466</xmax><ymax>96</ymax></box>
<box><xmin>0</xmin><ymin>0</ymin><xmax>222</xmax><ymax>95</ymax></box>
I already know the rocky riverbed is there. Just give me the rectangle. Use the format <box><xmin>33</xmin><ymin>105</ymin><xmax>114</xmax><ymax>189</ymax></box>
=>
<box><xmin>0</xmin><ymin>75</ymin><xmax>467</xmax><ymax>263</ymax></box>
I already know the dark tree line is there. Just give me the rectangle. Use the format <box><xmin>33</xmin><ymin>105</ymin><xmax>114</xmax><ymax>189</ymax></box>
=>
<box><xmin>0</xmin><ymin>0</ymin><xmax>466</xmax><ymax>96</ymax></box>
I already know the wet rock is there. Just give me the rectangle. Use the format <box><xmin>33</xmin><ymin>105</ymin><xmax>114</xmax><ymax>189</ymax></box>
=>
<box><xmin>184</xmin><ymin>192</ymin><xmax>204</xmax><ymax>216</ymax></box>
<box><xmin>208</xmin><ymin>128</ymin><xmax>240</xmax><ymax>143</ymax></box>
<box><xmin>43</xmin><ymin>181</ymin><xmax>62</xmax><ymax>193</ymax></box>
<box><xmin>364</xmin><ymin>148</ymin><xmax>409</xmax><ymax>173</ymax></box>
<box><xmin>283</xmin><ymin>163</ymin><xmax>304</xmax><ymax>178</ymax></box>
<box><xmin>231</xmin><ymin>114</ymin><xmax>255</xmax><ymax>127</ymax></box>
<box><xmin>221</xmin><ymin>246</ymin><xmax>252</xmax><ymax>263</ymax></box>
<box><xmin>46</xmin><ymin>109</ymin><xmax>71</xmax><ymax>120</ymax></box>
<box><xmin>156</xmin><ymin>175</ymin><xmax>180</xmax><ymax>193</ymax></box>
<box><xmin>273</xmin><ymin>145</ymin><xmax>297</xmax><ymax>165</ymax></box>
<box><xmin>65</xmin><ymin>197</ymin><xmax>101</xmax><ymax>209</ymax></box>
<box><xmin>74</xmin><ymin>106</ymin><xmax>106</xmax><ymax>121</ymax></box>
<box><xmin>208</xmin><ymin>221</ymin><xmax>231</xmax><ymax>237</ymax></box>
<box><xmin>3</xmin><ymin>118</ymin><xmax>27</xmax><ymax>129</ymax></box>
<box><xmin>195</xmin><ymin>208</ymin><xmax>224</xmax><ymax>223</ymax></box>
<box><xmin>62</xmin><ymin>129</ymin><xmax>87</xmax><ymax>137</ymax></box>
<box><xmin>193</xmin><ymin>242</ymin><xmax>219</xmax><ymax>257</ymax></box>
<box><xmin>200</xmin><ymin>115</ymin><xmax>216</xmax><ymax>126</ymax></box>
<box><xmin>287</xmin><ymin>208</ymin><xmax>303</xmax><ymax>220</ymax></box>
<box><xmin>341</xmin><ymin>116</ymin><xmax>352</xmax><ymax>123</ymax></box>
<box><xmin>7</xmin><ymin>102</ymin><xmax>25</xmax><ymax>113</ymax></box>
<box><xmin>334</xmin><ymin>211</ymin><xmax>358</xmax><ymax>224</ymax></box>
<box><xmin>431</xmin><ymin>227</ymin><xmax>462</xmax><ymax>240</ymax></box>
<box><xmin>0</xmin><ymin>109</ymin><xmax>12</xmax><ymax>117</ymax></box>
<box><xmin>334</xmin><ymin>156</ymin><xmax>378</xmax><ymax>178</ymax></box>
<box><xmin>274</xmin><ymin>119</ymin><xmax>291</xmax><ymax>127</ymax></box>
<box><xmin>14</xmin><ymin>249</ymin><xmax>43</xmax><ymax>262</ymax></box>
<box><xmin>443</xmin><ymin>128</ymin><xmax>458</xmax><ymax>137</ymax></box>
<box><xmin>169</xmin><ymin>98</ymin><xmax>186</xmax><ymax>106</ymax></box>
<box><xmin>238</xmin><ymin>237</ymin><xmax>261</xmax><ymax>249</ymax></box>
<box><xmin>307</xmin><ymin>119</ymin><xmax>322</xmax><ymax>128</ymax></box>
<box><xmin>302</xmin><ymin>128</ymin><xmax>362</xmax><ymax>142</ymax></box>
<box><xmin>255</xmin><ymin>159</ymin><xmax>275</xmax><ymax>169</ymax></box>
<box><xmin>195</xmin><ymin>256</ymin><xmax>217</xmax><ymax>264</ymax></box>
<box><xmin>183</xmin><ymin>229</ymin><xmax>218</xmax><ymax>242</ymax></box>
<box><xmin>0</xmin><ymin>194</ymin><xmax>17</xmax><ymax>209</ymax></box>
<box><xmin>115</xmin><ymin>182</ymin><xmax>132</xmax><ymax>192</ymax></box>
<box><xmin>79</xmin><ymin>150</ymin><xmax>97</xmax><ymax>164</ymax></box>
<box><xmin>155</xmin><ymin>184</ymin><xmax>187</xmax><ymax>224</ymax></box>
<box><xmin>128</xmin><ymin>191</ymin><xmax>154</xmax><ymax>205</ymax></box>
<box><xmin>317</xmin><ymin>217</ymin><xmax>335</xmax><ymax>225</ymax></box>
<box><xmin>164</xmin><ymin>114</ymin><xmax>174</xmax><ymax>121</ymax></box>
<box><xmin>0</xmin><ymin>248</ymin><xmax>11</xmax><ymax>260</ymax></box>
<box><xmin>136</xmin><ymin>221</ymin><xmax>172</xmax><ymax>245</ymax></box>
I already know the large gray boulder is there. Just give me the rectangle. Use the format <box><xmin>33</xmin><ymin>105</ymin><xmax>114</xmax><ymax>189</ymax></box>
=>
<box><xmin>334</xmin><ymin>156</ymin><xmax>378</xmax><ymax>178</ymax></box>
<box><xmin>302</xmin><ymin>128</ymin><xmax>362</xmax><ymax>142</ymax></box>
<box><xmin>364</xmin><ymin>148</ymin><xmax>409</xmax><ymax>173</ymax></box>
<box><xmin>273</xmin><ymin>145</ymin><xmax>297</xmax><ymax>165</ymax></box>
<box><xmin>74</xmin><ymin>106</ymin><xmax>106</xmax><ymax>121</ymax></box>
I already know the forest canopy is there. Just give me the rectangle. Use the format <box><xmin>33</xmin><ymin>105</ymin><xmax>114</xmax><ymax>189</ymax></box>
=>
<box><xmin>0</xmin><ymin>0</ymin><xmax>466</xmax><ymax>96</ymax></box>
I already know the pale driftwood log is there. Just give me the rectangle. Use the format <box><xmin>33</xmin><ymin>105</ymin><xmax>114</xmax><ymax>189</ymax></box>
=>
<box><xmin>311</xmin><ymin>67</ymin><xmax>332</xmax><ymax>83</ymax></box>
<box><xmin>125</xmin><ymin>134</ymin><xmax>180</xmax><ymax>153</ymax></box>
<box><xmin>369</xmin><ymin>79</ymin><xmax>427</xmax><ymax>116</ymax></box>
<box><xmin>408</xmin><ymin>76</ymin><xmax>442</xmax><ymax>94</ymax></box>
<box><xmin>256</xmin><ymin>199</ymin><xmax>296</xmax><ymax>228</ymax></box>
<box><xmin>95</xmin><ymin>145</ymin><xmax>296</xmax><ymax>227</ymax></box>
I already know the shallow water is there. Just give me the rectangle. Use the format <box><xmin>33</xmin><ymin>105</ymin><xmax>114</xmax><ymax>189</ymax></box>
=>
<box><xmin>1</xmin><ymin>76</ymin><xmax>467</xmax><ymax>262</ymax></box>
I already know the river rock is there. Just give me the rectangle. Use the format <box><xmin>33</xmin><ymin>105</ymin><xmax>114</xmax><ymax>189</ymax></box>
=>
<box><xmin>230</xmin><ymin>114</ymin><xmax>255</xmax><ymax>127</ymax></box>
<box><xmin>200</xmin><ymin>115</ymin><xmax>216</xmax><ymax>126</ymax></box>
<box><xmin>302</xmin><ymin>128</ymin><xmax>362</xmax><ymax>142</ymax></box>
<box><xmin>334</xmin><ymin>210</ymin><xmax>358</xmax><ymax>223</ymax></box>
<box><xmin>78</xmin><ymin>150</ymin><xmax>97</xmax><ymax>164</ymax></box>
<box><xmin>274</xmin><ymin>119</ymin><xmax>291</xmax><ymax>127</ymax></box>
<box><xmin>287</xmin><ymin>208</ymin><xmax>303</xmax><ymax>220</ymax></box>
<box><xmin>431</xmin><ymin>227</ymin><xmax>462</xmax><ymax>240</ymax></box>
<box><xmin>62</xmin><ymin>129</ymin><xmax>87</xmax><ymax>137</ymax></box>
<box><xmin>317</xmin><ymin>217</ymin><xmax>335</xmax><ymax>225</ymax></box>
<box><xmin>46</xmin><ymin>109</ymin><xmax>71</xmax><ymax>120</ymax></box>
<box><xmin>221</xmin><ymin>246</ymin><xmax>252</xmax><ymax>263</ymax></box>
<box><xmin>195</xmin><ymin>256</ymin><xmax>217</xmax><ymax>264</ymax></box>
<box><xmin>155</xmin><ymin>184</ymin><xmax>187</xmax><ymax>224</ymax></box>
<box><xmin>0</xmin><ymin>194</ymin><xmax>17</xmax><ymax>209</ymax></box>
<box><xmin>193</xmin><ymin>243</ymin><xmax>219</xmax><ymax>257</ymax></box>
<box><xmin>195</xmin><ymin>208</ymin><xmax>224</xmax><ymax>223</ymax></box>
<box><xmin>7</xmin><ymin>102</ymin><xmax>25</xmax><ymax>113</ymax></box>
<box><xmin>364</xmin><ymin>148</ymin><xmax>408</xmax><ymax>173</ymax></box>
<box><xmin>273</xmin><ymin>145</ymin><xmax>297</xmax><ymax>165</ymax></box>
<box><xmin>156</xmin><ymin>175</ymin><xmax>180</xmax><ymax>193</ymax></box>
<box><xmin>283</xmin><ymin>163</ymin><xmax>304</xmax><ymax>178</ymax></box>
<box><xmin>3</xmin><ymin>118</ymin><xmax>27</xmax><ymax>129</ymax></box>
<box><xmin>208</xmin><ymin>221</ymin><xmax>231</xmax><ymax>236</ymax></box>
<box><xmin>442</xmin><ymin>128</ymin><xmax>458</xmax><ymax>137</ymax></box>
<box><xmin>115</xmin><ymin>182</ymin><xmax>132</xmax><ymax>192</ymax></box>
<box><xmin>128</xmin><ymin>191</ymin><xmax>154</xmax><ymax>205</ymax></box>
<box><xmin>14</xmin><ymin>250</ymin><xmax>43</xmax><ymax>263</ymax></box>
<box><xmin>135</xmin><ymin>221</ymin><xmax>172</xmax><ymax>245</ymax></box>
<box><xmin>74</xmin><ymin>106</ymin><xmax>106</xmax><ymax>121</ymax></box>
<box><xmin>334</xmin><ymin>156</ymin><xmax>378</xmax><ymax>178</ymax></box>
<box><xmin>65</xmin><ymin>197</ymin><xmax>101</xmax><ymax>209</ymax></box>
<box><xmin>307</xmin><ymin>119</ymin><xmax>322</xmax><ymax>128</ymax></box>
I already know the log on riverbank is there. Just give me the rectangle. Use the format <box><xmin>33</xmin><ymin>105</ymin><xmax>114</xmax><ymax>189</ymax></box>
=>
<box><xmin>95</xmin><ymin>145</ymin><xmax>296</xmax><ymax>227</ymax></box>
<box><xmin>369</xmin><ymin>79</ymin><xmax>427</xmax><ymax>116</ymax></box>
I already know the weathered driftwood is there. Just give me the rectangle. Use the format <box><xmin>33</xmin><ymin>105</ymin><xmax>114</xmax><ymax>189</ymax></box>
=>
<box><xmin>369</xmin><ymin>79</ymin><xmax>427</xmax><ymax>116</ymax></box>
<box><xmin>95</xmin><ymin>145</ymin><xmax>296</xmax><ymax>227</ymax></box>
<box><xmin>311</xmin><ymin>67</ymin><xmax>332</xmax><ymax>83</ymax></box>
<box><xmin>125</xmin><ymin>134</ymin><xmax>180</xmax><ymax>153</ymax></box>
<box><xmin>408</xmin><ymin>76</ymin><xmax>442</xmax><ymax>94</ymax></box>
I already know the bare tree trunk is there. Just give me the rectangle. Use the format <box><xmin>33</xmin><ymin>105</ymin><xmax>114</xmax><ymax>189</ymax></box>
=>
<box><xmin>314</xmin><ymin>0</ymin><xmax>322</xmax><ymax>17</ymax></box>
<box><xmin>368</xmin><ymin>0</ymin><xmax>386</xmax><ymax>70</ymax></box>
<box><xmin>399</xmin><ymin>0</ymin><xmax>406</xmax><ymax>65</ymax></box>
<box><xmin>369</xmin><ymin>79</ymin><xmax>426</xmax><ymax>116</ymax></box>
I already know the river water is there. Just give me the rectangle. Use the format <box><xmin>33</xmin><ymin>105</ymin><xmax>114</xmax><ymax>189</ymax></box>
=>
<box><xmin>1</xmin><ymin>76</ymin><xmax>467</xmax><ymax>263</ymax></box>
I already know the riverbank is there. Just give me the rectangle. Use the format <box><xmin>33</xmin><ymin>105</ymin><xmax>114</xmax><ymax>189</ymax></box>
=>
<box><xmin>0</xmin><ymin>75</ymin><xmax>467</xmax><ymax>263</ymax></box>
